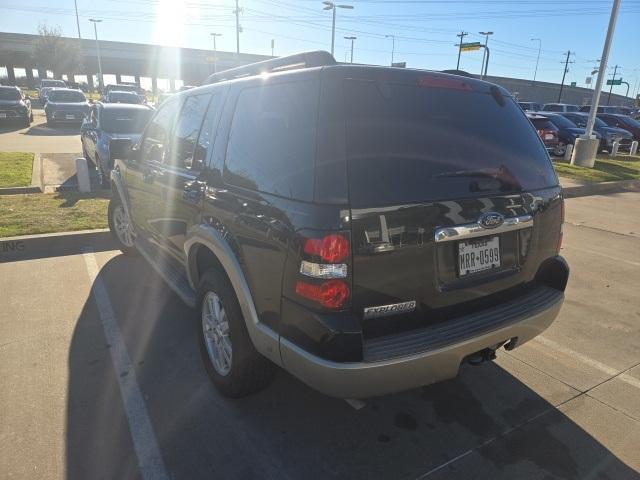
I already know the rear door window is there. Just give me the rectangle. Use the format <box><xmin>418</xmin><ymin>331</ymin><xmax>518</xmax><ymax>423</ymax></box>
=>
<box><xmin>166</xmin><ymin>93</ymin><xmax>212</xmax><ymax>171</ymax></box>
<box><xmin>345</xmin><ymin>79</ymin><xmax>557</xmax><ymax>207</ymax></box>
<box><xmin>224</xmin><ymin>80</ymin><xmax>319</xmax><ymax>201</ymax></box>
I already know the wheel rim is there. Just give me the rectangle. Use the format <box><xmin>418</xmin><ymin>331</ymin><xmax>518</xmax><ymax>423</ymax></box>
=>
<box><xmin>112</xmin><ymin>204</ymin><xmax>135</xmax><ymax>247</ymax></box>
<box><xmin>202</xmin><ymin>291</ymin><xmax>232</xmax><ymax>376</ymax></box>
<box><xmin>554</xmin><ymin>142</ymin><xmax>566</xmax><ymax>156</ymax></box>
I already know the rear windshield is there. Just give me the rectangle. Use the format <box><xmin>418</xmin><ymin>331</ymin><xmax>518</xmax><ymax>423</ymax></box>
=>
<box><xmin>102</xmin><ymin>108</ymin><xmax>152</xmax><ymax>133</ymax></box>
<box><xmin>108</xmin><ymin>91</ymin><xmax>141</xmax><ymax>103</ymax></box>
<box><xmin>530</xmin><ymin>118</ymin><xmax>556</xmax><ymax>130</ymax></box>
<box><xmin>546</xmin><ymin>114</ymin><xmax>577</xmax><ymax>129</ymax></box>
<box><xmin>345</xmin><ymin>79</ymin><xmax>557</xmax><ymax>207</ymax></box>
<box><xmin>48</xmin><ymin>91</ymin><xmax>86</xmax><ymax>103</ymax></box>
<box><xmin>0</xmin><ymin>89</ymin><xmax>21</xmax><ymax>101</ymax></box>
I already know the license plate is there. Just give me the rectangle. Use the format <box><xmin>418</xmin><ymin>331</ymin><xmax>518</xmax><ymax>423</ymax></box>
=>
<box><xmin>544</xmin><ymin>133</ymin><xmax>554</xmax><ymax>140</ymax></box>
<box><xmin>0</xmin><ymin>113</ymin><xmax>6</xmax><ymax>118</ymax></box>
<box><xmin>66</xmin><ymin>114</ymin><xmax>75</xmax><ymax>119</ymax></box>
<box><xmin>458</xmin><ymin>236</ymin><xmax>500</xmax><ymax>276</ymax></box>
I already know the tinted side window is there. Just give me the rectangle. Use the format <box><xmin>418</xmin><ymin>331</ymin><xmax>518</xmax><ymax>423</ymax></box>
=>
<box><xmin>224</xmin><ymin>81</ymin><xmax>319</xmax><ymax>201</ymax></box>
<box><xmin>142</xmin><ymin>99</ymin><xmax>180</xmax><ymax>163</ymax></box>
<box><xmin>195</xmin><ymin>95</ymin><xmax>221</xmax><ymax>170</ymax></box>
<box><xmin>166</xmin><ymin>93</ymin><xmax>212</xmax><ymax>171</ymax></box>
<box><xmin>544</xmin><ymin>105</ymin><xmax>561</xmax><ymax>112</ymax></box>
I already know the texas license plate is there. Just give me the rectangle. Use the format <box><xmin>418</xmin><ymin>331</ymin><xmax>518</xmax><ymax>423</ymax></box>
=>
<box><xmin>66</xmin><ymin>114</ymin><xmax>75</xmax><ymax>119</ymax></box>
<box><xmin>458</xmin><ymin>236</ymin><xmax>500</xmax><ymax>276</ymax></box>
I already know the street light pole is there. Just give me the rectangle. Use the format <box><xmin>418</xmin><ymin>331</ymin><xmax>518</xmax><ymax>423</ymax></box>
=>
<box><xmin>607</xmin><ymin>64</ymin><xmax>620</xmax><ymax>105</ymax></box>
<box><xmin>73</xmin><ymin>0</ymin><xmax>81</xmax><ymax>39</ymax></box>
<box><xmin>210</xmin><ymin>33</ymin><xmax>222</xmax><ymax>73</ymax></box>
<box><xmin>323</xmin><ymin>1</ymin><xmax>353</xmax><ymax>57</ymax></box>
<box><xmin>479</xmin><ymin>31</ymin><xmax>493</xmax><ymax>77</ymax></box>
<box><xmin>89</xmin><ymin>19</ymin><xmax>103</xmax><ymax>90</ymax></box>
<box><xmin>531</xmin><ymin>38</ymin><xmax>541</xmax><ymax>83</ymax></box>
<box><xmin>572</xmin><ymin>0</ymin><xmax>621</xmax><ymax>167</ymax></box>
<box><xmin>344</xmin><ymin>36</ymin><xmax>356</xmax><ymax>63</ymax></box>
<box><xmin>385</xmin><ymin>34</ymin><xmax>395</xmax><ymax>65</ymax></box>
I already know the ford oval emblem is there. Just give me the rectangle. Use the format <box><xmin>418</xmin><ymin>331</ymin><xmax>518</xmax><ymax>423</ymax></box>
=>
<box><xmin>478</xmin><ymin>212</ymin><xmax>504</xmax><ymax>229</ymax></box>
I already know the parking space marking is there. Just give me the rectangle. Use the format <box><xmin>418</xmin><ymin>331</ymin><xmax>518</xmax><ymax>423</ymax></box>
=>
<box><xmin>562</xmin><ymin>244</ymin><xmax>640</xmax><ymax>267</ymax></box>
<box><xmin>535</xmin><ymin>336</ymin><xmax>640</xmax><ymax>390</ymax></box>
<box><xmin>82</xmin><ymin>248</ymin><xmax>169</xmax><ymax>480</ymax></box>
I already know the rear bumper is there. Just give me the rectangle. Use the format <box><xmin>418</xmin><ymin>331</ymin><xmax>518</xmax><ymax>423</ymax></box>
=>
<box><xmin>280</xmin><ymin>286</ymin><xmax>564</xmax><ymax>398</ymax></box>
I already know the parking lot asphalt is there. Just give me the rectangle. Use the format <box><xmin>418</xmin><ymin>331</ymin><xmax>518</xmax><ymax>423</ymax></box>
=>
<box><xmin>0</xmin><ymin>109</ymin><xmax>83</xmax><ymax>153</ymax></box>
<box><xmin>1</xmin><ymin>192</ymin><xmax>639</xmax><ymax>480</ymax></box>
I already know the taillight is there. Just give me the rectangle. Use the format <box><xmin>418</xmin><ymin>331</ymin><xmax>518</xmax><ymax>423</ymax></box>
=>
<box><xmin>295</xmin><ymin>280</ymin><xmax>350</xmax><ymax>309</ymax></box>
<box><xmin>293</xmin><ymin>231</ymin><xmax>351</xmax><ymax>310</ymax></box>
<box><xmin>303</xmin><ymin>234</ymin><xmax>349</xmax><ymax>263</ymax></box>
<box><xmin>557</xmin><ymin>199</ymin><xmax>565</xmax><ymax>253</ymax></box>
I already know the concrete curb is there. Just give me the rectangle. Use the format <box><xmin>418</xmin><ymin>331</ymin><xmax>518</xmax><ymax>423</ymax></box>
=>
<box><xmin>562</xmin><ymin>179</ymin><xmax>640</xmax><ymax>198</ymax></box>
<box><xmin>0</xmin><ymin>153</ymin><xmax>43</xmax><ymax>195</ymax></box>
<box><xmin>0</xmin><ymin>229</ymin><xmax>115</xmax><ymax>261</ymax></box>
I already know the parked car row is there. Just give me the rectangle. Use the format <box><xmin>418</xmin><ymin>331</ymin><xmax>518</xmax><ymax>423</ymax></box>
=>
<box><xmin>520</xmin><ymin>101</ymin><xmax>638</xmax><ymax>118</ymax></box>
<box><xmin>525</xmin><ymin>108</ymin><xmax>640</xmax><ymax>156</ymax></box>
<box><xmin>0</xmin><ymin>85</ymin><xmax>33</xmax><ymax>127</ymax></box>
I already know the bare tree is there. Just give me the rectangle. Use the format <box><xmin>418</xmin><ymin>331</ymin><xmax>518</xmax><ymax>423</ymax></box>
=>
<box><xmin>32</xmin><ymin>24</ymin><xmax>81</xmax><ymax>78</ymax></box>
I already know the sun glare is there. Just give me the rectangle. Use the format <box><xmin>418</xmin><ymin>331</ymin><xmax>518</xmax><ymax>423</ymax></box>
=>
<box><xmin>154</xmin><ymin>0</ymin><xmax>188</xmax><ymax>47</ymax></box>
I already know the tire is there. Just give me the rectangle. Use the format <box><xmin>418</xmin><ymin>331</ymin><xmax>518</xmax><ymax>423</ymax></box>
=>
<box><xmin>552</xmin><ymin>141</ymin><xmax>567</xmax><ymax>157</ymax></box>
<box><xmin>197</xmin><ymin>268</ymin><xmax>275</xmax><ymax>398</ymax></box>
<box><xmin>29</xmin><ymin>112</ymin><xmax>34</xmax><ymax>122</ymax></box>
<box><xmin>21</xmin><ymin>116</ymin><xmax>30</xmax><ymax>128</ymax></box>
<box><xmin>107</xmin><ymin>194</ymin><xmax>138</xmax><ymax>255</ymax></box>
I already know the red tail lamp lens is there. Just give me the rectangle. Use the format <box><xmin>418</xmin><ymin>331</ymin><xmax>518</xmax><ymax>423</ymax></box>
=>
<box><xmin>303</xmin><ymin>234</ymin><xmax>350</xmax><ymax>263</ymax></box>
<box><xmin>295</xmin><ymin>280</ymin><xmax>350</xmax><ymax>309</ymax></box>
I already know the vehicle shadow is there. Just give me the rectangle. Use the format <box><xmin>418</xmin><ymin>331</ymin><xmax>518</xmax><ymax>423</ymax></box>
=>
<box><xmin>65</xmin><ymin>254</ymin><xmax>639</xmax><ymax>480</ymax></box>
<box><xmin>0</xmin><ymin>123</ymin><xmax>26</xmax><ymax>133</ymax></box>
<box><xmin>24</xmin><ymin>124</ymin><xmax>81</xmax><ymax>136</ymax></box>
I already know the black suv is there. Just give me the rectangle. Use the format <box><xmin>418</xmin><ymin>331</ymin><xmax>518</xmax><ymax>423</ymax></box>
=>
<box><xmin>107</xmin><ymin>52</ymin><xmax>568</xmax><ymax>398</ymax></box>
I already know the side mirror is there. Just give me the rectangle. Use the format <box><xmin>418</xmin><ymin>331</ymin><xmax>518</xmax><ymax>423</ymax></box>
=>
<box><xmin>109</xmin><ymin>138</ymin><xmax>135</xmax><ymax>162</ymax></box>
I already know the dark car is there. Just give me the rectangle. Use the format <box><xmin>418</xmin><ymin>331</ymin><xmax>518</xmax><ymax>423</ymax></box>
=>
<box><xmin>44</xmin><ymin>89</ymin><xmax>90</xmax><ymax>127</ymax></box>
<box><xmin>527</xmin><ymin>113</ymin><xmax>559</xmax><ymax>153</ymax></box>
<box><xmin>539</xmin><ymin>112</ymin><xmax>601</xmax><ymax>157</ymax></box>
<box><xmin>81</xmin><ymin>102</ymin><xmax>154</xmax><ymax>187</ymax></box>
<box><xmin>38</xmin><ymin>78</ymin><xmax>67</xmax><ymax>101</ymax></box>
<box><xmin>519</xmin><ymin>101</ymin><xmax>542</xmax><ymax>112</ymax></box>
<box><xmin>104</xmin><ymin>90</ymin><xmax>144</xmax><ymax>104</ymax></box>
<box><xmin>102</xmin><ymin>84</ymin><xmax>146</xmax><ymax>102</ymax></box>
<box><xmin>597</xmin><ymin>113</ymin><xmax>640</xmax><ymax>142</ymax></box>
<box><xmin>107</xmin><ymin>52</ymin><xmax>568</xmax><ymax>399</ymax></box>
<box><xmin>0</xmin><ymin>86</ymin><xmax>33</xmax><ymax>127</ymax></box>
<box><xmin>560</xmin><ymin>112</ymin><xmax>633</xmax><ymax>152</ymax></box>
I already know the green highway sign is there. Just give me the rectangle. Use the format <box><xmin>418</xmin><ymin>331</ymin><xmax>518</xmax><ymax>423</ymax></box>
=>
<box><xmin>606</xmin><ymin>79</ymin><xmax>622</xmax><ymax>86</ymax></box>
<box><xmin>459</xmin><ymin>42</ymin><xmax>482</xmax><ymax>52</ymax></box>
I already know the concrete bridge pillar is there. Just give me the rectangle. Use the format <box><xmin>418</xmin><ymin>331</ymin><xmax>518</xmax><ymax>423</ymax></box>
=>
<box><xmin>25</xmin><ymin>67</ymin><xmax>34</xmax><ymax>88</ymax></box>
<box><xmin>115</xmin><ymin>74</ymin><xmax>122</xmax><ymax>84</ymax></box>
<box><xmin>151</xmin><ymin>77</ymin><xmax>158</xmax><ymax>94</ymax></box>
<box><xmin>6</xmin><ymin>66</ymin><xmax>16</xmax><ymax>85</ymax></box>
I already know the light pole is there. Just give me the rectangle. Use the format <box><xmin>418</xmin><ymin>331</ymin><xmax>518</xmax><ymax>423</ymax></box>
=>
<box><xmin>344</xmin><ymin>36</ymin><xmax>356</xmax><ymax>63</ymax></box>
<box><xmin>385</xmin><ymin>34</ymin><xmax>395</xmax><ymax>65</ymax></box>
<box><xmin>89</xmin><ymin>19</ymin><xmax>103</xmax><ymax>90</ymax></box>
<box><xmin>210</xmin><ymin>33</ymin><xmax>222</xmax><ymax>73</ymax></box>
<box><xmin>73</xmin><ymin>0</ymin><xmax>81</xmax><ymax>39</ymax></box>
<box><xmin>322</xmin><ymin>1</ymin><xmax>353</xmax><ymax>57</ymax></box>
<box><xmin>479</xmin><ymin>31</ymin><xmax>493</xmax><ymax>77</ymax></box>
<box><xmin>531</xmin><ymin>38</ymin><xmax>541</xmax><ymax>83</ymax></box>
<box><xmin>572</xmin><ymin>0</ymin><xmax>621</xmax><ymax>167</ymax></box>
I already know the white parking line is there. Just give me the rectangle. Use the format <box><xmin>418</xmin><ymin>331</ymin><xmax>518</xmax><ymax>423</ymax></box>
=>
<box><xmin>82</xmin><ymin>248</ymin><xmax>169</xmax><ymax>480</ymax></box>
<box><xmin>535</xmin><ymin>336</ymin><xmax>640</xmax><ymax>390</ymax></box>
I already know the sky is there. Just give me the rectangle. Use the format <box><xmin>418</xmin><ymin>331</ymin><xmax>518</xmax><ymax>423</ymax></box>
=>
<box><xmin>1</xmin><ymin>0</ymin><xmax>639</xmax><ymax>96</ymax></box>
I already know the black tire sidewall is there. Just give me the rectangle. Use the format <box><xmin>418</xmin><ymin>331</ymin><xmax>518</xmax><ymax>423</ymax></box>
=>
<box><xmin>196</xmin><ymin>269</ymin><xmax>273</xmax><ymax>397</ymax></box>
<box><xmin>107</xmin><ymin>195</ymin><xmax>137</xmax><ymax>255</ymax></box>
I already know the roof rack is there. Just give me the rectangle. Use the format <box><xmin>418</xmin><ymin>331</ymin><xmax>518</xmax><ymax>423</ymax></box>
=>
<box><xmin>204</xmin><ymin>50</ymin><xmax>336</xmax><ymax>85</ymax></box>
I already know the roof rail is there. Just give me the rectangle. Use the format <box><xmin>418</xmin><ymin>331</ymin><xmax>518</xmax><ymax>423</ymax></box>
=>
<box><xmin>204</xmin><ymin>50</ymin><xmax>336</xmax><ymax>85</ymax></box>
